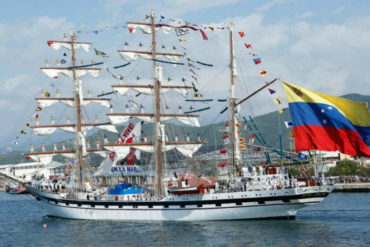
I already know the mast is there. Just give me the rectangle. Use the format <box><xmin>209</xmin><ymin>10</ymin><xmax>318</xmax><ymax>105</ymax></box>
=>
<box><xmin>70</xmin><ymin>33</ymin><xmax>84</xmax><ymax>190</ymax></box>
<box><xmin>150</xmin><ymin>11</ymin><xmax>163</xmax><ymax>197</ymax></box>
<box><xmin>228</xmin><ymin>24</ymin><xmax>238</xmax><ymax>176</ymax></box>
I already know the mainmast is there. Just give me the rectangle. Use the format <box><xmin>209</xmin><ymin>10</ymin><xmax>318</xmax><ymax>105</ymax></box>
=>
<box><xmin>228</xmin><ymin>24</ymin><xmax>238</xmax><ymax>176</ymax></box>
<box><xmin>150</xmin><ymin>11</ymin><xmax>163</xmax><ymax>197</ymax></box>
<box><xmin>70</xmin><ymin>33</ymin><xmax>85</xmax><ymax>189</ymax></box>
<box><xmin>102</xmin><ymin>13</ymin><xmax>205</xmax><ymax>196</ymax></box>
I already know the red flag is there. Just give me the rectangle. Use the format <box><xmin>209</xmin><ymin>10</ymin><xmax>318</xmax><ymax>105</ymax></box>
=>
<box><xmin>218</xmin><ymin>163</ymin><xmax>226</xmax><ymax>168</ymax></box>
<box><xmin>244</xmin><ymin>43</ymin><xmax>252</xmax><ymax>49</ymax></box>
<box><xmin>268</xmin><ymin>88</ymin><xmax>276</xmax><ymax>94</ymax></box>
<box><xmin>47</xmin><ymin>40</ymin><xmax>54</xmax><ymax>46</ymax></box>
<box><xmin>129</xmin><ymin>27</ymin><xmax>134</xmax><ymax>33</ymax></box>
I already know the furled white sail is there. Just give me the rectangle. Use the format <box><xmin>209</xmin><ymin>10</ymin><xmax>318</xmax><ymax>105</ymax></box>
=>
<box><xmin>103</xmin><ymin>144</ymin><xmax>154</xmax><ymax>157</ymax></box>
<box><xmin>32</xmin><ymin>124</ymin><xmax>117</xmax><ymax>136</ymax></box>
<box><xmin>48</xmin><ymin>42</ymin><xmax>91</xmax><ymax>52</ymax></box>
<box><xmin>165</xmin><ymin>144</ymin><xmax>203</xmax><ymax>157</ymax></box>
<box><xmin>33</xmin><ymin>127</ymin><xmax>57</xmax><ymax>136</ymax></box>
<box><xmin>107</xmin><ymin>114</ymin><xmax>153</xmax><ymax>124</ymax></box>
<box><xmin>41</xmin><ymin>68</ymin><xmax>100</xmax><ymax>78</ymax></box>
<box><xmin>165</xmin><ymin>115</ymin><xmax>200</xmax><ymax>127</ymax></box>
<box><xmin>107</xmin><ymin>114</ymin><xmax>199</xmax><ymax>127</ymax></box>
<box><xmin>28</xmin><ymin>154</ymin><xmax>54</xmax><ymax>165</ymax></box>
<box><xmin>113</xmin><ymin>85</ymin><xmax>190</xmax><ymax>97</ymax></box>
<box><xmin>104</xmin><ymin>142</ymin><xmax>202</xmax><ymax>158</ymax></box>
<box><xmin>127</xmin><ymin>23</ymin><xmax>172</xmax><ymax>34</ymax></box>
<box><xmin>96</xmin><ymin>124</ymin><xmax>118</xmax><ymax>133</ymax></box>
<box><xmin>82</xmin><ymin>99</ymin><xmax>111</xmax><ymax>108</ymax></box>
<box><xmin>36</xmin><ymin>98</ymin><xmax>110</xmax><ymax>108</ymax></box>
<box><xmin>119</xmin><ymin>51</ymin><xmax>181</xmax><ymax>62</ymax></box>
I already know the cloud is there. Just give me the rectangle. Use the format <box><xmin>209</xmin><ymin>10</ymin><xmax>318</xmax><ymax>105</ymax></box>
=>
<box><xmin>101</xmin><ymin>0</ymin><xmax>242</xmax><ymax>20</ymax></box>
<box><xmin>333</xmin><ymin>6</ymin><xmax>344</xmax><ymax>15</ymax></box>
<box><xmin>1</xmin><ymin>74</ymin><xmax>29</xmax><ymax>93</ymax></box>
<box><xmin>152</xmin><ymin>0</ymin><xmax>242</xmax><ymax>16</ymax></box>
<box><xmin>299</xmin><ymin>11</ymin><xmax>315</xmax><ymax>19</ymax></box>
<box><xmin>0</xmin><ymin>16</ymin><xmax>75</xmax><ymax>141</ymax></box>
<box><xmin>256</xmin><ymin>0</ymin><xmax>289</xmax><ymax>12</ymax></box>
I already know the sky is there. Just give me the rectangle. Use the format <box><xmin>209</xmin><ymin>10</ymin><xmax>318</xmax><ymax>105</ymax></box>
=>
<box><xmin>1</xmin><ymin>0</ymin><xmax>370</xmax><ymax>151</ymax></box>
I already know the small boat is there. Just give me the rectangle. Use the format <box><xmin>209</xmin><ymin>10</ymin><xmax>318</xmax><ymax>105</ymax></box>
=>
<box><xmin>7</xmin><ymin>187</ymin><xmax>28</xmax><ymax>194</ymax></box>
<box><xmin>167</xmin><ymin>186</ymin><xmax>201</xmax><ymax>195</ymax></box>
<box><xmin>167</xmin><ymin>176</ymin><xmax>217</xmax><ymax>195</ymax></box>
<box><xmin>108</xmin><ymin>183</ymin><xmax>148</xmax><ymax>195</ymax></box>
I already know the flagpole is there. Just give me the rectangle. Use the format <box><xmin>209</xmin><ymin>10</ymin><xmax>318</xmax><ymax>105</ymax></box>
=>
<box><xmin>278</xmin><ymin>112</ymin><xmax>283</xmax><ymax>163</ymax></box>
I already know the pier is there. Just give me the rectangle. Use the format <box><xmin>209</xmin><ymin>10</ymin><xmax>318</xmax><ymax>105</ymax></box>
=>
<box><xmin>0</xmin><ymin>171</ymin><xmax>26</xmax><ymax>185</ymax></box>
<box><xmin>334</xmin><ymin>183</ymin><xmax>370</xmax><ymax>192</ymax></box>
<box><xmin>0</xmin><ymin>171</ymin><xmax>26</xmax><ymax>192</ymax></box>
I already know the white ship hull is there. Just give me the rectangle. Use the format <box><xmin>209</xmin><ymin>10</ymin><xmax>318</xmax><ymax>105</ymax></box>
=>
<box><xmin>26</xmin><ymin>185</ymin><xmax>333</xmax><ymax>221</ymax></box>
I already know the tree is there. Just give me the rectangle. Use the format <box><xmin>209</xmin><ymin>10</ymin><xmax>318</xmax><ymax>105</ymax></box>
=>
<box><xmin>326</xmin><ymin>159</ymin><xmax>370</xmax><ymax>176</ymax></box>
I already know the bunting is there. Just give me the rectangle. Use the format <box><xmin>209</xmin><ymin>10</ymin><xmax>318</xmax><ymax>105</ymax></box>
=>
<box><xmin>273</xmin><ymin>97</ymin><xmax>283</xmax><ymax>105</ymax></box>
<box><xmin>184</xmin><ymin>106</ymin><xmax>211</xmax><ymax>114</ymax></box>
<box><xmin>279</xmin><ymin>108</ymin><xmax>287</xmax><ymax>114</ymax></box>
<box><xmin>284</xmin><ymin>121</ymin><xmax>293</xmax><ymax>128</ymax></box>
<box><xmin>244</xmin><ymin>43</ymin><xmax>252</xmax><ymax>49</ymax></box>
<box><xmin>94</xmin><ymin>48</ymin><xmax>108</xmax><ymax>57</ymax></box>
<box><xmin>113</xmin><ymin>62</ymin><xmax>131</xmax><ymax>69</ymax></box>
<box><xmin>196</xmin><ymin>61</ymin><xmax>213</xmax><ymax>67</ymax></box>
<box><xmin>260</xmin><ymin>70</ymin><xmax>267</xmax><ymax>76</ymax></box>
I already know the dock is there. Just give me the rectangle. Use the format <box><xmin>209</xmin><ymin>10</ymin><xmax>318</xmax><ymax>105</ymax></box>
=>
<box><xmin>334</xmin><ymin>183</ymin><xmax>370</xmax><ymax>192</ymax></box>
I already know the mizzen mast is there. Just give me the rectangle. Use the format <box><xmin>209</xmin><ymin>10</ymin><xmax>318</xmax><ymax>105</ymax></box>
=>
<box><xmin>228</xmin><ymin>24</ymin><xmax>239</xmax><ymax>176</ymax></box>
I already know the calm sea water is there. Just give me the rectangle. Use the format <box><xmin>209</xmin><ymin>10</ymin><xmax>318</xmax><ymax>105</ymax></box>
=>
<box><xmin>0</xmin><ymin>193</ymin><xmax>369</xmax><ymax>247</ymax></box>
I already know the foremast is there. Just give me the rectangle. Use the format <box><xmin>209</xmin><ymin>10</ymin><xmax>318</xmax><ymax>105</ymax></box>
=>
<box><xmin>24</xmin><ymin>34</ymin><xmax>116</xmax><ymax>191</ymax></box>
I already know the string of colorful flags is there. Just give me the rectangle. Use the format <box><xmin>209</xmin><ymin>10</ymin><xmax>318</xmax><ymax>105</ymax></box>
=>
<box><xmin>237</xmin><ymin>30</ymin><xmax>288</xmax><ymax>115</ymax></box>
<box><xmin>72</xmin><ymin>14</ymin><xmax>227</xmax><ymax>38</ymax></box>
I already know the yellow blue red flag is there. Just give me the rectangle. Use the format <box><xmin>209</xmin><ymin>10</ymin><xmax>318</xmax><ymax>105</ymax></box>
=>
<box><xmin>282</xmin><ymin>81</ymin><xmax>370</xmax><ymax>157</ymax></box>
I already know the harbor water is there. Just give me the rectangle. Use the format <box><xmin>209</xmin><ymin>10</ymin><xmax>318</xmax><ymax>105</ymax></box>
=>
<box><xmin>0</xmin><ymin>193</ymin><xmax>369</xmax><ymax>247</ymax></box>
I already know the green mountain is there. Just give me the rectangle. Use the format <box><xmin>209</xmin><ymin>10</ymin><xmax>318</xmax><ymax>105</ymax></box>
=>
<box><xmin>1</xmin><ymin>94</ymin><xmax>369</xmax><ymax>165</ymax></box>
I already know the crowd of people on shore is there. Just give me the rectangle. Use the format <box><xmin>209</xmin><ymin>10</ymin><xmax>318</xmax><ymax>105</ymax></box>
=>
<box><xmin>330</xmin><ymin>176</ymin><xmax>369</xmax><ymax>184</ymax></box>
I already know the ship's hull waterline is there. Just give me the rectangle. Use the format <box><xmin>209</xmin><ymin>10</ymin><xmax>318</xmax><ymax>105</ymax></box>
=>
<box><xmin>26</xmin><ymin>185</ymin><xmax>333</xmax><ymax>221</ymax></box>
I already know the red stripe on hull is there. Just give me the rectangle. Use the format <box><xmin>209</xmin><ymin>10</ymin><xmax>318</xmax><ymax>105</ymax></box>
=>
<box><xmin>294</xmin><ymin>125</ymin><xmax>370</xmax><ymax>157</ymax></box>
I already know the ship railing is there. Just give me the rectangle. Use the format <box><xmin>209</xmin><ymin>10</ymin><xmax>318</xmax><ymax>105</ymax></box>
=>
<box><xmin>213</xmin><ymin>178</ymin><xmax>314</xmax><ymax>194</ymax></box>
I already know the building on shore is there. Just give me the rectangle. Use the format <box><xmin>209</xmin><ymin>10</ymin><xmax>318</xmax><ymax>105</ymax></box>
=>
<box><xmin>0</xmin><ymin>161</ymin><xmax>65</xmax><ymax>182</ymax></box>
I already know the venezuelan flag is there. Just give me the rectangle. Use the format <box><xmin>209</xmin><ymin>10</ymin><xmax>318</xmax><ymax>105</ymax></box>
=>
<box><xmin>282</xmin><ymin>81</ymin><xmax>370</xmax><ymax>157</ymax></box>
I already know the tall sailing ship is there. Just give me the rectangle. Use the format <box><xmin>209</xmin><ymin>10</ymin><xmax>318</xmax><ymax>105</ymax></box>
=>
<box><xmin>25</xmin><ymin>12</ymin><xmax>334</xmax><ymax>221</ymax></box>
